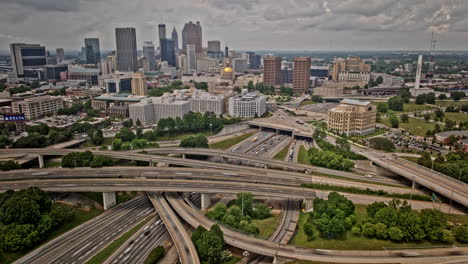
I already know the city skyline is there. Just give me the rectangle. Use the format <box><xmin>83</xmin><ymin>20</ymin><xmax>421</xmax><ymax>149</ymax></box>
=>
<box><xmin>1</xmin><ymin>0</ymin><xmax>468</xmax><ymax>51</ymax></box>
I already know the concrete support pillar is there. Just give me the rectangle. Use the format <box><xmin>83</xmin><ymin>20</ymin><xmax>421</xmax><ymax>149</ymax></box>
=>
<box><xmin>37</xmin><ymin>154</ymin><xmax>44</xmax><ymax>168</ymax></box>
<box><xmin>201</xmin><ymin>193</ymin><xmax>211</xmax><ymax>210</ymax></box>
<box><xmin>303</xmin><ymin>199</ymin><xmax>314</xmax><ymax>213</ymax></box>
<box><xmin>273</xmin><ymin>256</ymin><xmax>277</xmax><ymax>264</ymax></box>
<box><xmin>221</xmin><ymin>157</ymin><xmax>227</xmax><ymax>163</ymax></box>
<box><xmin>103</xmin><ymin>192</ymin><xmax>117</xmax><ymax>210</ymax></box>
<box><xmin>276</xmin><ymin>129</ymin><xmax>279</xmax><ymax>135</ymax></box>
<box><xmin>411</xmin><ymin>181</ymin><xmax>419</xmax><ymax>189</ymax></box>
<box><xmin>149</xmin><ymin>160</ymin><xmax>154</xmax><ymax>167</ymax></box>
<box><xmin>182</xmin><ymin>154</ymin><xmax>186</xmax><ymax>159</ymax></box>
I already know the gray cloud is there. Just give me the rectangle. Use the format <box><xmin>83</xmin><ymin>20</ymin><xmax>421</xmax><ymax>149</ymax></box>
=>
<box><xmin>0</xmin><ymin>0</ymin><xmax>467</xmax><ymax>51</ymax></box>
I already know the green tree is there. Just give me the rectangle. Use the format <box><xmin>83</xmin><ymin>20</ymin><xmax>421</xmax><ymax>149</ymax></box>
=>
<box><xmin>387</xmin><ymin>227</ymin><xmax>404</xmax><ymax>241</ymax></box>
<box><xmin>377</xmin><ymin>103</ymin><xmax>388</xmax><ymax>113</ymax></box>
<box><xmin>180</xmin><ymin>134</ymin><xmax>208</xmax><ymax>148</ymax></box>
<box><xmin>206</xmin><ymin>204</ymin><xmax>227</xmax><ymax>221</ymax></box>
<box><xmin>375</xmin><ymin>223</ymin><xmax>388</xmax><ymax>239</ymax></box>
<box><xmin>368</xmin><ymin>137</ymin><xmax>395</xmax><ymax>151</ymax></box>
<box><xmin>112</xmin><ymin>138</ymin><xmax>123</xmax><ymax>151</ymax></box>
<box><xmin>454</xmin><ymin>226</ymin><xmax>468</xmax><ymax>243</ymax></box>
<box><xmin>400</xmin><ymin>114</ymin><xmax>409</xmax><ymax>123</ymax></box>
<box><xmin>415</xmin><ymin>94</ymin><xmax>426</xmax><ymax>104</ymax></box>
<box><xmin>116</xmin><ymin>127</ymin><xmax>135</xmax><ymax>142</ymax></box>
<box><xmin>253</xmin><ymin>203</ymin><xmax>271</xmax><ymax>219</ymax></box>
<box><xmin>387</xmin><ymin>96</ymin><xmax>404</xmax><ymax>111</ymax></box>
<box><xmin>303</xmin><ymin>223</ymin><xmax>316</xmax><ymax>241</ymax></box>
<box><xmin>235</xmin><ymin>193</ymin><xmax>254</xmax><ymax>217</ymax></box>
<box><xmin>419</xmin><ymin>209</ymin><xmax>447</xmax><ymax>241</ymax></box>
<box><xmin>367</xmin><ymin>202</ymin><xmax>387</xmax><ymax>218</ymax></box>
<box><xmin>311</xmin><ymin>95</ymin><xmax>323</xmax><ymax>102</ymax></box>
<box><xmin>417</xmin><ymin>152</ymin><xmax>432</xmax><ymax>168</ymax></box>
<box><xmin>144</xmin><ymin>246</ymin><xmax>165</xmax><ymax>264</ymax></box>
<box><xmin>389</xmin><ymin>115</ymin><xmax>399</xmax><ymax>128</ymax></box>
<box><xmin>362</xmin><ymin>223</ymin><xmax>376</xmax><ymax>237</ymax></box>
<box><xmin>438</xmin><ymin>94</ymin><xmax>447</xmax><ymax>100</ymax></box>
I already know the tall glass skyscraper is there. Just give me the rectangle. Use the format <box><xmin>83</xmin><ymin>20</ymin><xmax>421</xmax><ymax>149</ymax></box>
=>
<box><xmin>84</xmin><ymin>38</ymin><xmax>101</xmax><ymax>64</ymax></box>
<box><xmin>160</xmin><ymin>38</ymin><xmax>176</xmax><ymax>67</ymax></box>
<box><xmin>115</xmin><ymin>27</ymin><xmax>138</xmax><ymax>72</ymax></box>
<box><xmin>143</xmin><ymin>41</ymin><xmax>156</xmax><ymax>71</ymax></box>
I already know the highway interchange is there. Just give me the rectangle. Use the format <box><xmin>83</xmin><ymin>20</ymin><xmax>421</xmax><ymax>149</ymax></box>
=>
<box><xmin>2</xmin><ymin>116</ymin><xmax>468</xmax><ymax>263</ymax></box>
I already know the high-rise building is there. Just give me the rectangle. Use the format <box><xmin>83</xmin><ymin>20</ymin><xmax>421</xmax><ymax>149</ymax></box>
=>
<box><xmin>131</xmin><ymin>72</ymin><xmax>148</xmax><ymax>96</ymax></box>
<box><xmin>56</xmin><ymin>48</ymin><xmax>64</xmax><ymax>63</ymax></box>
<box><xmin>293</xmin><ymin>57</ymin><xmax>311</xmax><ymax>94</ymax></box>
<box><xmin>328</xmin><ymin>99</ymin><xmax>376</xmax><ymax>136</ymax></box>
<box><xmin>143</xmin><ymin>41</ymin><xmax>156</xmax><ymax>71</ymax></box>
<box><xmin>225</xmin><ymin>46</ymin><xmax>229</xmax><ymax>58</ymax></box>
<box><xmin>263</xmin><ymin>57</ymin><xmax>282</xmax><ymax>86</ymax></box>
<box><xmin>10</xmin><ymin>43</ymin><xmax>47</xmax><ymax>79</ymax></box>
<box><xmin>233</xmin><ymin>58</ymin><xmax>247</xmax><ymax>73</ymax></box>
<box><xmin>160</xmin><ymin>38</ymin><xmax>176</xmax><ymax>67</ymax></box>
<box><xmin>228</xmin><ymin>93</ymin><xmax>267</xmax><ymax>118</ymax></box>
<box><xmin>115</xmin><ymin>27</ymin><xmax>138</xmax><ymax>72</ymax></box>
<box><xmin>158</xmin><ymin>24</ymin><xmax>166</xmax><ymax>49</ymax></box>
<box><xmin>331</xmin><ymin>56</ymin><xmax>371</xmax><ymax>81</ymax></box>
<box><xmin>171</xmin><ymin>27</ymin><xmax>179</xmax><ymax>53</ymax></box>
<box><xmin>247</xmin><ymin>52</ymin><xmax>261</xmax><ymax>69</ymax></box>
<box><xmin>182</xmin><ymin>21</ymin><xmax>202</xmax><ymax>53</ymax></box>
<box><xmin>84</xmin><ymin>38</ymin><xmax>101</xmax><ymax>64</ymax></box>
<box><xmin>45</xmin><ymin>64</ymin><xmax>68</xmax><ymax>81</ymax></box>
<box><xmin>186</xmin><ymin>44</ymin><xmax>197</xmax><ymax>73</ymax></box>
<box><xmin>207</xmin><ymin>40</ymin><xmax>221</xmax><ymax>52</ymax></box>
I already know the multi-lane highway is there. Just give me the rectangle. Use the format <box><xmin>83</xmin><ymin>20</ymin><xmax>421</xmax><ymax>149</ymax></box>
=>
<box><xmin>147</xmin><ymin>192</ymin><xmax>200</xmax><ymax>264</ymax></box>
<box><xmin>166</xmin><ymin>193</ymin><xmax>468</xmax><ymax>264</ymax></box>
<box><xmin>14</xmin><ymin>196</ymin><xmax>154</xmax><ymax>264</ymax></box>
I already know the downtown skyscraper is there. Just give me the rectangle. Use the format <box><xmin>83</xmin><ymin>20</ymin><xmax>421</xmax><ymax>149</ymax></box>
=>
<box><xmin>84</xmin><ymin>38</ymin><xmax>101</xmax><ymax>64</ymax></box>
<box><xmin>182</xmin><ymin>21</ymin><xmax>202</xmax><ymax>53</ymax></box>
<box><xmin>158</xmin><ymin>24</ymin><xmax>166</xmax><ymax>50</ymax></box>
<box><xmin>115</xmin><ymin>27</ymin><xmax>138</xmax><ymax>72</ymax></box>
<box><xmin>171</xmin><ymin>26</ymin><xmax>179</xmax><ymax>53</ymax></box>
<box><xmin>143</xmin><ymin>41</ymin><xmax>156</xmax><ymax>71</ymax></box>
<box><xmin>160</xmin><ymin>38</ymin><xmax>176</xmax><ymax>67</ymax></box>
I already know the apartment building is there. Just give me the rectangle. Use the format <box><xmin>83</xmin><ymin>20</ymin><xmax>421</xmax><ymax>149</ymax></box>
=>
<box><xmin>12</xmin><ymin>96</ymin><xmax>64</xmax><ymax>120</ymax></box>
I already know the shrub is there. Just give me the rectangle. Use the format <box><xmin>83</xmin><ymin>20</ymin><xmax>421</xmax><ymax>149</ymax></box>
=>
<box><xmin>454</xmin><ymin>226</ymin><xmax>468</xmax><ymax>243</ymax></box>
<box><xmin>362</xmin><ymin>223</ymin><xmax>376</xmax><ymax>237</ymax></box>
<box><xmin>144</xmin><ymin>246</ymin><xmax>165</xmax><ymax>264</ymax></box>
<box><xmin>351</xmin><ymin>226</ymin><xmax>361</xmax><ymax>236</ymax></box>
<box><xmin>387</xmin><ymin>227</ymin><xmax>404</xmax><ymax>241</ymax></box>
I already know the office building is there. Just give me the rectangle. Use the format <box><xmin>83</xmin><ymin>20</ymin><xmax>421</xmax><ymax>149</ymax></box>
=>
<box><xmin>105</xmin><ymin>75</ymin><xmax>132</xmax><ymax>93</ymax></box>
<box><xmin>331</xmin><ymin>56</ymin><xmax>371</xmax><ymax>82</ymax></box>
<box><xmin>228</xmin><ymin>92</ymin><xmax>266</xmax><ymax>118</ymax></box>
<box><xmin>84</xmin><ymin>38</ymin><xmax>101</xmax><ymax>64</ymax></box>
<box><xmin>186</xmin><ymin>44</ymin><xmax>197</xmax><ymax>72</ymax></box>
<box><xmin>263</xmin><ymin>57</ymin><xmax>282</xmax><ymax>86</ymax></box>
<box><xmin>143</xmin><ymin>41</ymin><xmax>156</xmax><ymax>71</ymax></box>
<box><xmin>404</xmin><ymin>63</ymin><xmax>413</xmax><ymax>73</ymax></box>
<box><xmin>207</xmin><ymin>40</ymin><xmax>221</xmax><ymax>52</ymax></box>
<box><xmin>46</xmin><ymin>57</ymin><xmax>57</xmax><ymax>65</ymax></box>
<box><xmin>131</xmin><ymin>72</ymin><xmax>148</xmax><ymax>96</ymax></box>
<box><xmin>153</xmin><ymin>96</ymin><xmax>191</xmax><ymax>122</ymax></box>
<box><xmin>327</xmin><ymin>99</ymin><xmax>376</xmax><ymax>136</ymax></box>
<box><xmin>311</xmin><ymin>66</ymin><xmax>329</xmax><ymax>78</ymax></box>
<box><xmin>182</xmin><ymin>21</ymin><xmax>202</xmax><ymax>53</ymax></box>
<box><xmin>197</xmin><ymin>58</ymin><xmax>219</xmax><ymax>73</ymax></box>
<box><xmin>115</xmin><ymin>27</ymin><xmax>138</xmax><ymax>72</ymax></box>
<box><xmin>12</xmin><ymin>96</ymin><xmax>64</xmax><ymax>120</ymax></box>
<box><xmin>129</xmin><ymin>100</ymin><xmax>155</xmax><ymax>125</ymax></box>
<box><xmin>9</xmin><ymin>43</ymin><xmax>46</xmax><ymax>79</ymax></box>
<box><xmin>171</xmin><ymin>27</ymin><xmax>179</xmax><ymax>53</ymax></box>
<box><xmin>233</xmin><ymin>58</ymin><xmax>247</xmax><ymax>73</ymax></box>
<box><xmin>45</xmin><ymin>64</ymin><xmax>68</xmax><ymax>81</ymax></box>
<box><xmin>160</xmin><ymin>38</ymin><xmax>176</xmax><ymax>67</ymax></box>
<box><xmin>248</xmin><ymin>52</ymin><xmax>261</xmax><ymax>69</ymax></box>
<box><xmin>68</xmin><ymin>67</ymin><xmax>99</xmax><ymax>85</ymax></box>
<box><xmin>189</xmin><ymin>91</ymin><xmax>224</xmax><ymax>115</ymax></box>
<box><xmin>281</xmin><ymin>69</ymin><xmax>293</xmax><ymax>84</ymax></box>
<box><xmin>56</xmin><ymin>48</ymin><xmax>64</xmax><ymax>63</ymax></box>
<box><xmin>81</xmin><ymin>47</ymin><xmax>86</xmax><ymax>61</ymax></box>
<box><xmin>158</xmin><ymin>24</ymin><xmax>166</xmax><ymax>49</ymax></box>
<box><xmin>293</xmin><ymin>57</ymin><xmax>311</xmax><ymax>94</ymax></box>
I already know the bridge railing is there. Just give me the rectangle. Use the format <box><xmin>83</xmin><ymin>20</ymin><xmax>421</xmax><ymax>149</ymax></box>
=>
<box><xmin>397</xmin><ymin>157</ymin><xmax>467</xmax><ymax>187</ymax></box>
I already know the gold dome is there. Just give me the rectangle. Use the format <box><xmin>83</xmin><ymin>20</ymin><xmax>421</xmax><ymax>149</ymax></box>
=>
<box><xmin>223</xmin><ymin>67</ymin><xmax>233</xmax><ymax>73</ymax></box>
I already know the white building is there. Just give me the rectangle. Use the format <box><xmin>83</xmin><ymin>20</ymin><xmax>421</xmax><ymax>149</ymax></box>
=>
<box><xmin>228</xmin><ymin>92</ymin><xmax>266</xmax><ymax>118</ymax></box>
<box><xmin>189</xmin><ymin>91</ymin><xmax>224</xmax><ymax>115</ymax></box>
<box><xmin>187</xmin><ymin>44</ymin><xmax>197</xmax><ymax>73</ymax></box>
<box><xmin>152</xmin><ymin>96</ymin><xmax>191</xmax><ymax>122</ymax></box>
<box><xmin>129</xmin><ymin>100</ymin><xmax>154</xmax><ymax>125</ymax></box>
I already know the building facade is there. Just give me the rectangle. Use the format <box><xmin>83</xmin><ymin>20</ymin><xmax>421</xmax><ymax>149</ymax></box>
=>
<box><xmin>228</xmin><ymin>93</ymin><xmax>266</xmax><ymax>118</ymax></box>
<box><xmin>263</xmin><ymin>57</ymin><xmax>282</xmax><ymax>86</ymax></box>
<box><xmin>233</xmin><ymin>58</ymin><xmax>247</xmax><ymax>73</ymax></box>
<box><xmin>45</xmin><ymin>64</ymin><xmax>68</xmax><ymax>81</ymax></box>
<box><xmin>182</xmin><ymin>21</ymin><xmax>202</xmax><ymax>53</ymax></box>
<box><xmin>186</xmin><ymin>44</ymin><xmax>197</xmax><ymax>73</ymax></box>
<box><xmin>153</xmin><ymin>96</ymin><xmax>191</xmax><ymax>122</ymax></box>
<box><xmin>12</xmin><ymin>96</ymin><xmax>64</xmax><ymax>120</ymax></box>
<box><xmin>56</xmin><ymin>48</ymin><xmax>65</xmax><ymax>63</ymax></box>
<box><xmin>131</xmin><ymin>72</ymin><xmax>148</xmax><ymax>96</ymax></box>
<box><xmin>171</xmin><ymin>27</ymin><xmax>179</xmax><ymax>53</ymax></box>
<box><xmin>158</xmin><ymin>24</ymin><xmax>166</xmax><ymax>49</ymax></box>
<box><xmin>105</xmin><ymin>76</ymin><xmax>132</xmax><ymax>93</ymax></box>
<box><xmin>207</xmin><ymin>40</ymin><xmax>221</xmax><ymax>52</ymax></box>
<box><xmin>160</xmin><ymin>38</ymin><xmax>176</xmax><ymax>67</ymax></box>
<box><xmin>331</xmin><ymin>56</ymin><xmax>371</xmax><ymax>82</ymax></box>
<box><xmin>115</xmin><ymin>27</ymin><xmax>138</xmax><ymax>72</ymax></box>
<box><xmin>188</xmin><ymin>91</ymin><xmax>224</xmax><ymax>115</ymax></box>
<box><xmin>327</xmin><ymin>99</ymin><xmax>376</xmax><ymax>136</ymax></box>
<box><xmin>129</xmin><ymin>100</ymin><xmax>155</xmax><ymax>125</ymax></box>
<box><xmin>10</xmin><ymin>43</ymin><xmax>47</xmax><ymax>79</ymax></box>
<box><xmin>143</xmin><ymin>41</ymin><xmax>156</xmax><ymax>71</ymax></box>
<box><xmin>84</xmin><ymin>38</ymin><xmax>101</xmax><ymax>64</ymax></box>
<box><xmin>293</xmin><ymin>57</ymin><xmax>311</xmax><ymax>94</ymax></box>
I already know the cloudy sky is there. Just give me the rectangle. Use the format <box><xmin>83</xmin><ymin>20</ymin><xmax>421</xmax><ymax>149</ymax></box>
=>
<box><xmin>1</xmin><ymin>0</ymin><xmax>468</xmax><ymax>52</ymax></box>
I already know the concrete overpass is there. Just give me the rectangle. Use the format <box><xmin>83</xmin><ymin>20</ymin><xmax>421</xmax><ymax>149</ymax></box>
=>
<box><xmin>247</xmin><ymin>120</ymin><xmax>314</xmax><ymax>139</ymax></box>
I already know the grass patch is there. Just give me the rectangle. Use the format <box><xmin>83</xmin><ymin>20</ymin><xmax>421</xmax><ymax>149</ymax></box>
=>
<box><xmin>157</xmin><ymin>131</ymin><xmax>212</xmax><ymax>141</ymax></box>
<box><xmin>300</xmin><ymin>100</ymin><xmax>318</xmax><ymax>107</ymax></box>
<box><xmin>310</xmin><ymin>172</ymin><xmax>408</xmax><ymax>189</ymax></box>
<box><xmin>380</xmin><ymin>117</ymin><xmax>435</xmax><ymax>136</ymax></box>
<box><xmin>45</xmin><ymin>161</ymin><xmax>61</xmax><ymax>168</ymax></box>
<box><xmin>273</xmin><ymin>144</ymin><xmax>291</xmax><ymax>161</ymax></box>
<box><xmin>400</xmin><ymin>156</ymin><xmax>420</xmax><ymax>163</ymax></box>
<box><xmin>298</xmin><ymin>145</ymin><xmax>309</xmax><ymax>165</ymax></box>
<box><xmin>0</xmin><ymin>205</ymin><xmax>102</xmax><ymax>264</ymax></box>
<box><xmin>209</xmin><ymin>132</ymin><xmax>255</xmax><ymax>150</ymax></box>
<box><xmin>350</xmin><ymin>130</ymin><xmax>386</xmax><ymax>141</ymax></box>
<box><xmin>301</xmin><ymin>183</ymin><xmax>430</xmax><ymax>201</ymax></box>
<box><xmin>80</xmin><ymin>192</ymin><xmax>104</xmax><ymax>205</ymax></box>
<box><xmin>84</xmin><ymin>137</ymin><xmax>113</xmax><ymax>148</ymax></box>
<box><xmin>85</xmin><ymin>215</ymin><xmax>152</xmax><ymax>264</ymax></box>
<box><xmin>403</xmin><ymin>103</ymin><xmax>435</xmax><ymax>113</ymax></box>
<box><xmin>443</xmin><ymin>112</ymin><xmax>468</xmax><ymax>123</ymax></box>
<box><xmin>252</xmin><ymin>213</ymin><xmax>280</xmax><ymax>240</ymax></box>
<box><xmin>291</xmin><ymin>205</ymin><xmax>447</xmax><ymax>250</ymax></box>
<box><xmin>116</xmin><ymin>192</ymin><xmax>139</xmax><ymax>204</ymax></box>
<box><xmin>435</xmin><ymin>100</ymin><xmax>468</xmax><ymax>108</ymax></box>
<box><xmin>224</xmin><ymin>255</ymin><xmax>242</xmax><ymax>264</ymax></box>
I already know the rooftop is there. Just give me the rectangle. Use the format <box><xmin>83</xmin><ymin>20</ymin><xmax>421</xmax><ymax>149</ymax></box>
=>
<box><xmin>340</xmin><ymin>99</ymin><xmax>371</xmax><ymax>106</ymax></box>
<box><xmin>435</xmin><ymin>130</ymin><xmax>468</xmax><ymax>138</ymax></box>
